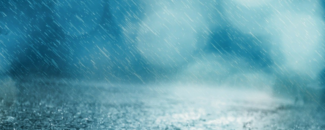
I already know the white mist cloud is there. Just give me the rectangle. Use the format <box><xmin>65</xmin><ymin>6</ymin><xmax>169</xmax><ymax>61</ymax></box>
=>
<box><xmin>111</xmin><ymin>0</ymin><xmax>324</xmax><ymax>101</ymax></box>
<box><xmin>268</xmin><ymin>12</ymin><xmax>325</xmax><ymax>78</ymax></box>
<box><xmin>223</xmin><ymin>0</ymin><xmax>325</xmax><ymax>100</ymax></box>
<box><xmin>233</xmin><ymin>0</ymin><xmax>272</xmax><ymax>7</ymax></box>
<box><xmin>175</xmin><ymin>54</ymin><xmax>274</xmax><ymax>91</ymax></box>
<box><xmin>224</xmin><ymin>0</ymin><xmax>325</xmax><ymax>77</ymax></box>
<box><xmin>137</xmin><ymin>9</ymin><xmax>200</xmax><ymax>68</ymax></box>
<box><xmin>136</xmin><ymin>0</ymin><xmax>220</xmax><ymax>68</ymax></box>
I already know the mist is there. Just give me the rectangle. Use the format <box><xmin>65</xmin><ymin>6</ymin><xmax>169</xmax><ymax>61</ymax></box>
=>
<box><xmin>0</xmin><ymin>0</ymin><xmax>323</xmax><ymax>101</ymax></box>
<box><xmin>0</xmin><ymin>0</ymin><xmax>324</xmax><ymax>101</ymax></box>
<box><xmin>1</xmin><ymin>0</ymin><xmax>325</xmax><ymax>129</ymax></box>
<box><xmin>108</xmin><ymin>0</ymin><xmax>325</xmax><ymax>101</ymax></box>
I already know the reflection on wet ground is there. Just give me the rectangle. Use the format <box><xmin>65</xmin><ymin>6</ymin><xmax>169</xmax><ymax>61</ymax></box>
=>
<box><xmin>1</xmin><ymin>81</ymin><xmax>325</xmax><ymax>129</ymax></box>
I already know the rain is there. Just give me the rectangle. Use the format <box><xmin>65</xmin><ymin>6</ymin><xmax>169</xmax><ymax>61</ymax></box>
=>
<box><xmin>1</xmin><ymin>0</ymin><xmax>325</xmax><ymax>129</ymax></box>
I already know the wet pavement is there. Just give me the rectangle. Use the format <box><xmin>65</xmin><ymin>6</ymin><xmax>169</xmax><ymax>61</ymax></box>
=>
<box><xmin>1</xmin><ymin>80</ymin><xmax>325</xmax><ymax>129</ymax></box>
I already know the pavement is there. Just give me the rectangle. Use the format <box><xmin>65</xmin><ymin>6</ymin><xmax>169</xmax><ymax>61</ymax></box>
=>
<box><xmin>1</xmin><ymin>80</ymin><xmax>325</xmax><ymax>129</ymax></box>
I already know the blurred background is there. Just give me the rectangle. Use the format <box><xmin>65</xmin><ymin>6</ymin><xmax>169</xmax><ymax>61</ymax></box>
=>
<box><xmin>1</xmin><ymin>0</ymin><xmax>325</xmax><ymax>129</ymax></box>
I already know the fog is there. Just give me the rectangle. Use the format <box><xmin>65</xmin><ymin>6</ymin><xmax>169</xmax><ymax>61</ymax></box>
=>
<box><xmin>1</xmin><ymin>0</ymin><xmax>325</xmax><ymax>129</ymax></box>
<box><xmin>0</xmin><ymin>0</ymin><xmax>324</xmax><ymax>99</ymax></box>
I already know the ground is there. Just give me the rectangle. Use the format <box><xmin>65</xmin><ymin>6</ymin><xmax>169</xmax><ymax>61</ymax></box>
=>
<box><xmin>0</xmin><ymin>80</ymin><xmax>324</xmax><ymax>130</ymax></box>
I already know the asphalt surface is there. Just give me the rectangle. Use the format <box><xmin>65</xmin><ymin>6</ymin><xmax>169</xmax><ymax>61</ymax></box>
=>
<box><xmin>1</xmin><ymin>80</ymin><xmax>325</xmax><ymax>129</ymax></box>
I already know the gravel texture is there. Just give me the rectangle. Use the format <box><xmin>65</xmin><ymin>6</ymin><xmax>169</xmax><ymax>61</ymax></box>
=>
<box><xmin>1</xmin><ymin>81</ymin><xmax>325</xmax><ymax>130</ymax></box>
